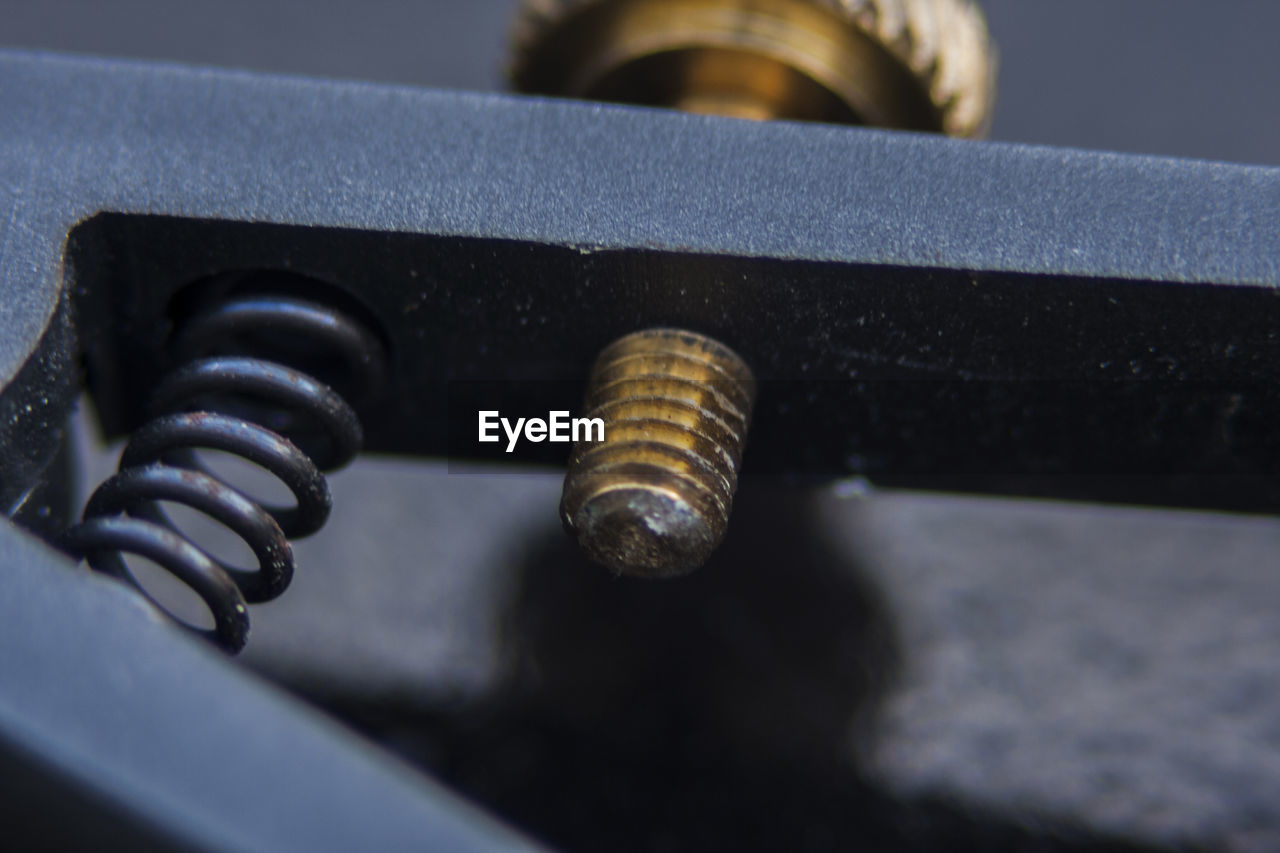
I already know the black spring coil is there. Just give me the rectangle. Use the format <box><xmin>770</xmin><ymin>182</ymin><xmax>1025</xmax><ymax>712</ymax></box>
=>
<box><xmin>62</xmin><ymin>292</ymin><xmax>386</xmax><ymax>653</ymax></box>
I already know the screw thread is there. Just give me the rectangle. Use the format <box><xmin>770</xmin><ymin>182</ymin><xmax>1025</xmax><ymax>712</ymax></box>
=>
<box><xmin>561</xmin><ymin>328</ymin><xmax>755</xmax><ymax>577</ymax></box>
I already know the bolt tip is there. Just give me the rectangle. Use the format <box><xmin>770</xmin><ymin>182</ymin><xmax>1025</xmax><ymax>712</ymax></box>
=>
<box><xmin>563</xmin><ymin>485</ymin><xmax>721</xmax><ymax>579</ymax></box>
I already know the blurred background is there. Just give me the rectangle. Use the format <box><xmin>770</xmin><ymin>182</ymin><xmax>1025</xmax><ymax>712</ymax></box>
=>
<box><xmin>4</xmin><ymin>1</ymin><xmax>1280</xmax><ymax>851</ymax></box>
<box><xmin>6</xmin><ymin>0</ymin><xmax>1280</xmax><ymax>165</ymax></box>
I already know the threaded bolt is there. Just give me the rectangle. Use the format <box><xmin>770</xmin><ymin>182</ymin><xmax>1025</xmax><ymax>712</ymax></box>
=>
<box><xmin>561</xmin><ymin>328</ymin><xmax>755</xmax><ymax>578</ymax></box>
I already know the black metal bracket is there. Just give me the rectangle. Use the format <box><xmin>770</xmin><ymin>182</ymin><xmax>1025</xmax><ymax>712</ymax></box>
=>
<box><xmin>7</xmin><ymin>51</ymin><xmax>1280</xmax><ymax>523</ymax></box>
<box><xmin>2</xmin><ymin>47</ymin><xmax>1280</xmax><ymax>848</ymax></box>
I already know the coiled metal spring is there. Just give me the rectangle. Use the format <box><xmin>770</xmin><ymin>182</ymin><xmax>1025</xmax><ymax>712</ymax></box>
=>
<box><xmin>63</xmin><ymin>287</ymin><xmax>386</xmax><ymax>653</ymax></box>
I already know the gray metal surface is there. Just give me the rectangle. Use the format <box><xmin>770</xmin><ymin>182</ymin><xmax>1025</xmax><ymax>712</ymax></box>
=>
<box><xmin>5</xmin><ymin>2</ymin><xmax>1280</xmax><ymax>850</ymax></box>
<box><xmin>0</xmin><ymin>516</ymin><xmax>540</xmax><ymax>852</ymax></box>
<box><xmin>4</xmin><ymin>48</ymin><xmax>1277</xmax><ymax>519</ymax></box>
<box><xmin>4</xmin><ymin>0</ymin><xmax>1278</xmax><ymax>167</ymax></box>
<box><xmin>0</xmin><ymin>47</ymin><xmax>1271</xmax><ymax>309</ymax></box>
<box><xmin>839</xmin><ymin>494</ymin><xmax>1280</xmax><ymax>849</ymax></box>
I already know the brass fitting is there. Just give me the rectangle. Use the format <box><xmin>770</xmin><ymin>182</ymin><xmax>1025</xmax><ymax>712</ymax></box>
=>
<box><xmin>510</xmin><ymin>0</ymin><xmax>997</xmax><ymax>136</ymax></box>
<box><xmin>561</xmin><ymin>329</ymin><xmax>755</xmax><ymax>578</ymax></box>
<box><xmin>529</xmin><ymin>1</ymin><xmax>996</xmax><ymax>575</ymax></box>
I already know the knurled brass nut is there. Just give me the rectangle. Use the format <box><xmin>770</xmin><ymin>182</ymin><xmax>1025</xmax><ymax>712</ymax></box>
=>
<box><xmin>510</xmin><ymin>0</ymin><xmax>997</xmax><ymax>136</ymax></box>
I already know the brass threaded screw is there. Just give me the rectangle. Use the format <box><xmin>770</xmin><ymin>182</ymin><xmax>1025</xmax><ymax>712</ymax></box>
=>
<box><xmin>561</xmin><ymin>329</ymin><xmax>755</xmax><ymax>578</ymax></box>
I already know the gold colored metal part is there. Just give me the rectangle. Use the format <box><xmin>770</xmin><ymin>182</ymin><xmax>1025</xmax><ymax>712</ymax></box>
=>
<box><xmin>561</xmin><ymin>329</ymin><xmax>756</xmax><ymax>578</ymax></box>
<box><xmin>535</xmin><ymin>0</ymin><xmax>995</xmax><ymax>573</ymax></box>
<box><xmin>511</xmin><ymin>0</ymin><xmax>996</xmax><ymax>136</ymax></box>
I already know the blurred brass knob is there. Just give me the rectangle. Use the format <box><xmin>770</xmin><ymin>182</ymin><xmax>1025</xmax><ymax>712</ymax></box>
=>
<box><xmin>510</xmin><ymin>0</ymin><xmax>997</xmax><ymax>136</ymax></box>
